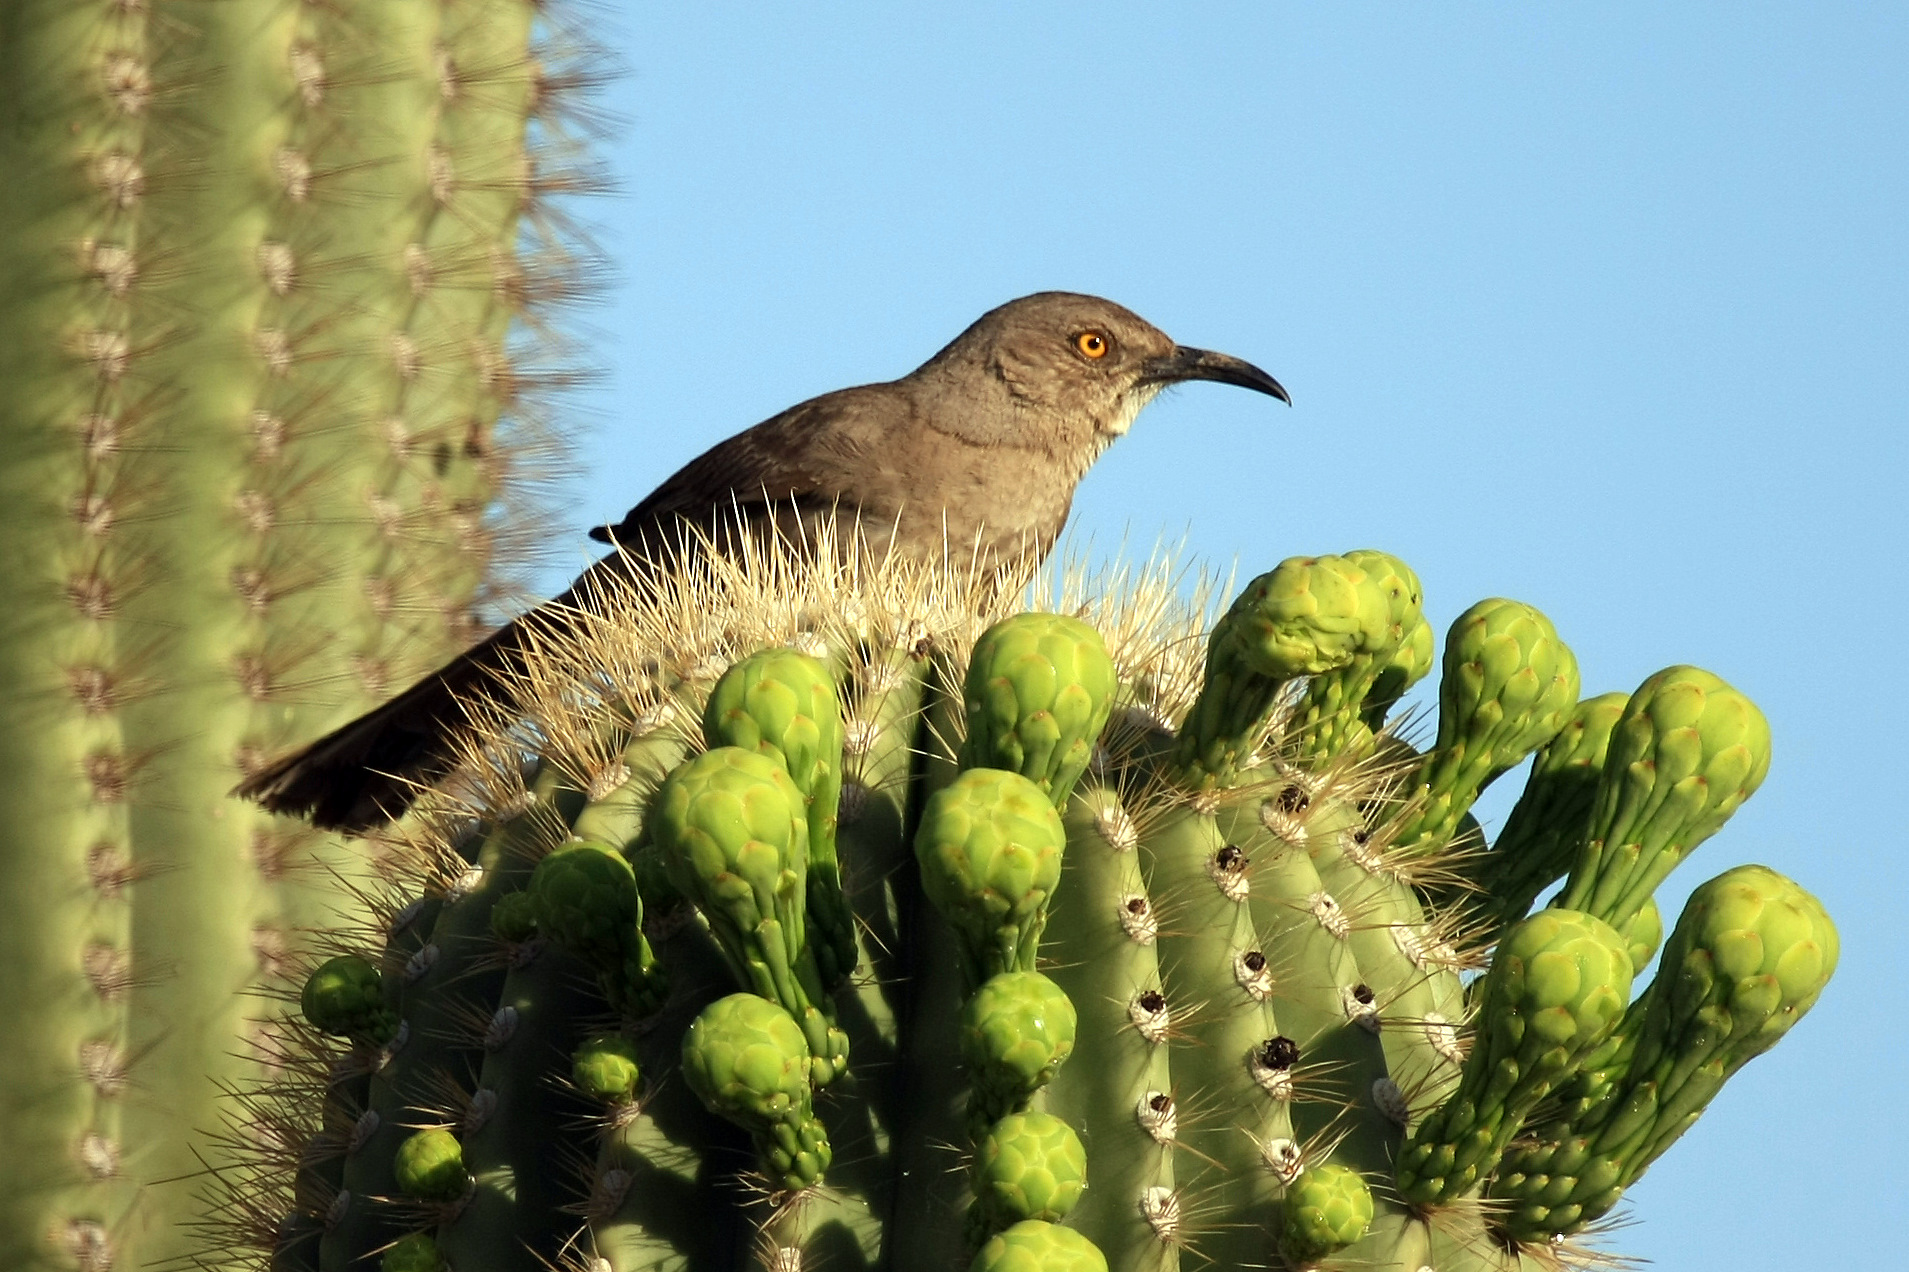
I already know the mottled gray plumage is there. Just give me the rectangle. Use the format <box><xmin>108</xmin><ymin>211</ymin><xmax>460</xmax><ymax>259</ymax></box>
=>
<box><xmin>238</xmin><ymin>292</ymin><xmax>1288</xmax><ymax>831</ymax></box>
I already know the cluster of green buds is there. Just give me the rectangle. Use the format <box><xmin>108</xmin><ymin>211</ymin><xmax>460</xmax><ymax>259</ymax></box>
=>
<box><xmin>263</xmin><ymin>540</ymin><xmax>1833</xmax><ymax>1272</ymax></box>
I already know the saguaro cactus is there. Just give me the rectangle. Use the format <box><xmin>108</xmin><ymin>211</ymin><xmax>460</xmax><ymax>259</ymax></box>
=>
<box><xmin>0</xmin><ymin>3</ymin><xmax>593</xmax><ymax>1267</ymax></box>
<box><xmin>236</xmin><ymin>530</ymin><xmax>1835</xmax><ymax>1272</ymax></box>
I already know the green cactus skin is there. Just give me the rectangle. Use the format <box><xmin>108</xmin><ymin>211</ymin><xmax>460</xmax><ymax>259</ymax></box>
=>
<box><xmin>961</xmin><ymin>971</ymin><xmax>1078</xmax><ymax>1137</ymax></box>
<box><xmin>654</xmin><ymin>746</ymin><xmax>849</xmax><ymax>1087</ymax></box>
<box><xmin>0</xmin><ymin>1</ymin><xmax>582</xmax><ymax>1266</ymax></box>
<box><xmin>959</xmin><ymin>611</ymin><xmax>1120</xmax><ymax>806</ymax></box>
<box><xmin>915</xmin><ymin>767</ymin><xmax>1070</xmax><ymax>988</ymax></box>
<box><xmin>1555</xmin><ymin>666</ymin><xmax>1774</xmax><ymax>932</ymax></box>
<box><xmin>1472</xmin><ymin>692</ymin><xmax>1629</xmax><ymax>936</ymax></box>
<box><xmin>704</xmin><ymin>647</ymin><xmax>858</xmax><ymax>991</ymax></box>
<box><xmin>1278</xmin><ymin>1163</ymin><xmax>1375</xmax><ymax>1265</ymax></box>
<box><xmin>682</xmin><ymin>993</ymin><xmax>833</xmax><ymax>1193</ymax></box>
<box><xmin>321</xmin><ymin>765</ymin><xmax>577</xmax><ymax>1272</ymax></box>
<box><xmin>1492</xmin><ymin>865</ymin><xmax>1837</xmax><ymax>1239</ymax></box>
<box><xmin>226</xmin><ymin>542</ymin><xmax>1830</xmax><ymax>1272</ymax></box>
<box><xmin>1389</xmin><ymin>598</ymin><xmax>1582</xmax><ymax>854</ymax></box>
<box><xmin>967</xmin><ymin>1110</ymin><xmax>1089</xmax><ymax>1243</ymax></box>
<box><xmin>1396</xmin><ymin>908</ymin><xmax>1634</xmax><ymax>1205</ymax></box>
<box><xmin>1039</xmin><ymin>784</ymin><xmax>1179</xmax><ymax>1269</ymax></box>
<box><xmin>971</xmin><ymin>1220</ymin><xmax>1109</xmax><ymax>1272</ymax></box>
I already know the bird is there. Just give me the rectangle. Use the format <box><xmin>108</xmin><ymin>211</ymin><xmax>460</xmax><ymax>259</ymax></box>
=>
<box><xmin>236</xmin><ymin>291</ymin><xmax>1289</xmax><ymax>833</ymax></box>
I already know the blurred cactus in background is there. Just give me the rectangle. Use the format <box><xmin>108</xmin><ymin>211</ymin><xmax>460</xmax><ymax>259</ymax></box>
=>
<box><xmin>256</xmin><ymin>531</ymin><xmax>1833</xmax><ymax>1272</ymax></box>
<box><xmin>0</xmin><ymin>2</ymin><xmax>598</xmax><ymax>1266</ymax></box>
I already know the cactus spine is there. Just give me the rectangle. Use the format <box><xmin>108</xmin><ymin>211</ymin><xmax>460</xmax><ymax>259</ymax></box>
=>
<box><xmin>0</xmin><ymin>4</ymin><xmax>591</xmax><ymax>1267</ymax></box>
<box><xmin>237</xmin><ymin>531</ymin><xmax>1836</xmax><ymax>1272</ymax></box>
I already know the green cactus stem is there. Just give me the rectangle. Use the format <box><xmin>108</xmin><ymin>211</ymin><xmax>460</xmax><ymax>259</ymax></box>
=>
<box><xmin>1554</xmin><ymin>666</ymin><xmax>1773</xmax><ymax>931</ymax></box>
<box><xmin>0</xmin><ymin>0</ymin><xmax>587</xmax><ymax>1265</ymax></box>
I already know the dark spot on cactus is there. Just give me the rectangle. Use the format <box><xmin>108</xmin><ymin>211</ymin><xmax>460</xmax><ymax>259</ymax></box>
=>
<box><xmin>1215</xmin><ymin>844</ymin><xmax>1247</xmax><ymax>871</ymax></box>
<box><xmin>1353</xmin><ymin>983</ymin><xmax>1375</xmax><ymax>1005</ymax></box>
<box><xmin>1149</xmin><ymin>1092</ymin><xmax>1172</xmax><ymax>1113</ymax></box>
<box><xmin>912</xmin><ymin>632</ymin><xmax>935</xmax><ymax>659</ymax></box>
<box><xmin>434</xmin><ymin>440</ymin><xmax>455</xmax><ymax>474</ymax></box>
<box><xmin>1257</xmin><ymin>1036</ymin><xmax>1300</xmax><ymax>1070</ymax></box>
<box><xmin>1126</xmin><ymin>897</ymin><xmax>1148</xmax><ymax>914</ymax></box>
<box><xmin>1351</xmin><ymin>828</ymin><xmax>1370</xmax><ymax>845</ymax></box>
<box><xmin>1241</xmin><ymin>950</ymin><xmax>1266</xmax><ymax>973</ymax></box>
<box><xmin>1274</xmin><ymin>784</ymin><xmax>1309</xmax><ymax>815</ymax></box>
<box><xmin>1138</xmin><ymin>990</ymin><xmax>1166</xmax><ymax>1013</ymax></box>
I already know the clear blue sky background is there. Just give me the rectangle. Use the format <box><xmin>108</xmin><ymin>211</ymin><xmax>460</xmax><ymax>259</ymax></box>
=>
<box><xmin>540</xmin><ymin>5</ymin><xmax>1906</xmax><ymax>1266</ymax></box>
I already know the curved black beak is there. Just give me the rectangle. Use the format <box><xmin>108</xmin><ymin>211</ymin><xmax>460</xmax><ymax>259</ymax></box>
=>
<box><xmin>1140</xmin><ymin>346</ymin><xmax>1291</xmax><ymax>405</ymax></box>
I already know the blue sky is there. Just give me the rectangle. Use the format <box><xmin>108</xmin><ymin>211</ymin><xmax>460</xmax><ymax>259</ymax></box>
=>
<box><xmin>543</xmin><ymin>5</ymin><xmax>1906</xmax><ymax>1265</ymax></box>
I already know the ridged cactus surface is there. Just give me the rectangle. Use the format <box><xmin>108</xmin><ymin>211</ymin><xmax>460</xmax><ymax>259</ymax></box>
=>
<box><xmin>248</xmin><ymin>530</ymin><xmax>1832</xmax><ymax>1272</ymax></box>
<box><xmin>0</xmin><ymin>3</ymin><xmax>592</xmax><ymax>1267</ymax></box>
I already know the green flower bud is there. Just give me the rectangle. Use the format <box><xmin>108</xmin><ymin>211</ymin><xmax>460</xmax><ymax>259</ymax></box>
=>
<box><xmin>488</xmin><ymin>889</ymin><xmax>540</xmax><ymax>944</ymax></box>
<box><xmin>380</xmin><ymin>1232</ymin><xmax>444</xmax><ymax>1272</ymax></box>
<box><xmin>572</xmin><ymin>1033</ymin><xmax>642</xmax><ymax>1105</ymax></box>
<box><xmin>681</xmin><ymin>993</ymin><xmax>832</xmax><ymax>1192</ymax></box>
<box><xmin>970</xmin><ymin>1111</ymin><xmax>1088</xmax><ymax>1240</ymax></box>
<box><xmin>1396</xmin><ymin>908</ymin><xmax>1632</xmax><ymax>1204</ymax></box>
<box><xmin>1623</xmin><ymin>896</ymin><xmax>1663</xmax><ymax>975</ymax></box>
<box><xmin>1178</xmin><ymin>551</ymin><xmax>1423</xmax><ymax>782</ymax></box>
<box><xmin>703</xmin><ymin>648</ymin><xmax>856</xmax><ymax>989</ymax></box>
<box><xmin>959</xmin><ymin>611</ymin><xmax>1119</xmax><ymax>806</ymax></box>
<box><xmin>1360</xmin><ymin>609</ymin><xmax>1435</xmax><ymax>734</ymax></box>
<box><xmin>1556</xmin><ymin>667</ymin><xmax>1772</xmax><ymax>930</ymax></box>
<box><xmin>654</xmin><ymin>747</ymin><xmax>847</xmax><ymax>1085</ymax></box>
<box><xmin>1394</xmin><ymin>599</ymin><xmax>1581</xmax><ymax>852</ymax></box>
<box><xmin>393</xmin><ymin>1129</ymin><xmax>468</xmax><ymax>1203</ymax></box>
<box><xmin>1278</xmin><ymin>1163</ymin><xmax>1374</xmax><ymax>1265</ymax></box>
<box><xmin>1477</xmin><ymin>692</ymin><xmax>1629</xmax><ymax>935</ymax></box>
<box><xmin>1291</xmin><ymin>550</ymin><xmax>1427</xmax><ymax>763</ymax></box>
<box><xmin>1494</xmin><ymin>866</ymin><xmax>1837</xmax><ymax>1239</ymax></box>
<box><xmin>969</xmin><ymin>1219</ymin><xmax>1107</xmax><ymax>1272</ymax></box>
<box><xmin>961</xmin><ymin>971</ymin><xmax>1078</xmax><ymax>1133</ymax></box>
<box><xmin>300</xmin><ymin>955</ymin><xmax>396</xmax><ymax>1044</ymax></box>
<box><xmin>529</xmin><ymin>841</ymin><xmax>664</xmax><ymax>1018</ymax></box>
<box><xmin>914</xmin><ymin>768</ymin><xmax>1068</xmax><ymax>986</ymax></box>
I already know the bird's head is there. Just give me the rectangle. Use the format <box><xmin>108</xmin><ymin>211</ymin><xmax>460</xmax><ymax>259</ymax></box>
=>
<box><xmin>913</xmin><ymin>291</ymin><xmax>1290</xmax><ymax>449</ymax></box>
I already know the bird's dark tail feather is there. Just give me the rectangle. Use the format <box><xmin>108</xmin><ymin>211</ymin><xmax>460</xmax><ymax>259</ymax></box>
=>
<box><xmin>233</xmin><ymin>623</ymin><xmax>521</xmax><ymax>835</ymax></box>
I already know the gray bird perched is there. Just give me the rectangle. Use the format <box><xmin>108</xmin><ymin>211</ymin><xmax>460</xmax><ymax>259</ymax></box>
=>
<box><xmin>237</xmin><ymin>292</ymin><xmax>1288</xmax><ymax>832</ymax></box>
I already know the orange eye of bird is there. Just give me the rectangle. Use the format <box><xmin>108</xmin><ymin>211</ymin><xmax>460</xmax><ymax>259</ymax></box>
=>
<box><xmin>1075</xmin><ymin>331</ymin><xmax>1110</xmax><ymax>359</ymax></box>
